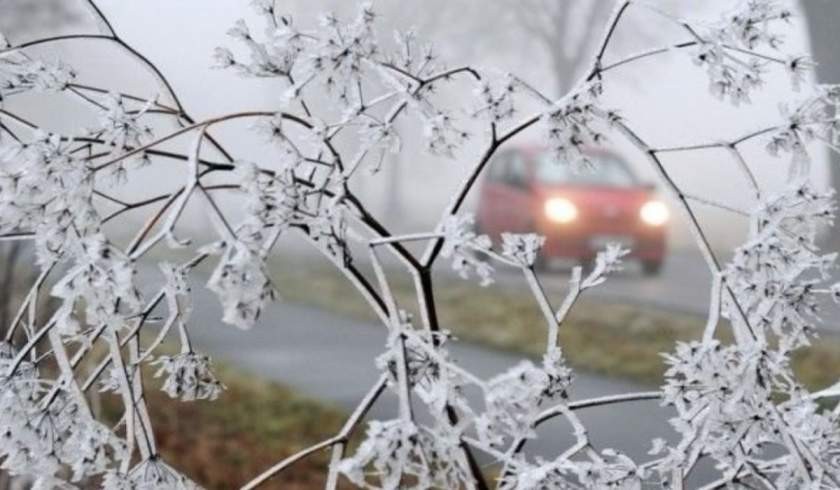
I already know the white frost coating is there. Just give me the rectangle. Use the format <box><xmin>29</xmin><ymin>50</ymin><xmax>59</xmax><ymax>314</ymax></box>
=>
<box><xmin>439</xmin><ymin>214</ymin><xmax>495</xmax><ymax>286</ymax></box>
<box><xmin>152</xmin><ymin>353</ymin><xmax>224</xmax><ymax>402</ymax></box>
<box><xmin>0</xmin><ymin>0</ymin><xmax>837</xmax><ymax>488</ymax></box>
<box><xmin>501</xmin><ymin>233</ymin><xmax>546</xmax><ymax>267</ymax></box>
<box><xmin>0</xmin><ymin>46</ymin><xmax>74</xmax><ymax>103</ymax></box>
<box><xmin>206</xmin><ymin>240</ymin><xmax>276</xmax><ymax>330</ymax></box>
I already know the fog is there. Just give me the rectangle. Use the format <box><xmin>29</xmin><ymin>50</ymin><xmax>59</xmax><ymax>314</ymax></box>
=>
<box><xmin>1</xmin><ymin>4</ymin><xmax>838</xmax><ymax>487</ymax></box>
<box><xmin>2</xmin><ymin>0</ymin><xmax>829</xmax><ymax>253</ymax></box>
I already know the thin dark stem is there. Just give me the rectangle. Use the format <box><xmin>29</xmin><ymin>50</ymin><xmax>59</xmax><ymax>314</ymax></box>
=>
<box><xmin>84</xmin><ymin>1</ymin><xmax>239</xmax><ymax>165</ymax></box>
<box><xmin>616</xmin><ymin>121</ymin><xmax>757</xmax><ymax>342</ymax></box>
<box><xmin>0</xmin><ymin>121</ymin><xmax>21</xmax><ymax>142</ymax></box>
<box><xmin>1</xmin><ymin>34</ymin><xmax>113</xmax><ymax>55</ymax></box>
<box><xmin>652</xmin><ymin>125</ymin><xmax>781</xmax><ymax>154</ymax></box>
<box><xmin>421</xmin><ymin>66</ymin><xmax>482</xmax><ymax>86</ymax></box>
<box><xmin>600</xmin><ymin>41</ymin><xmax>698</xmax><ymax>73</ymax></box>
<box><xmin>68</xmin><ymin>83</ymin><xmax>179</xmax><ymax>113</ymax></box>
<box><xmin>101</xmin><ymin>184</ymin><xmax>236</xmax><ymax>224</ymax></box>
<box><xmin>90</xmin><ymin>111</ymin><xmax>277</xmax><ymax>171</ymax></box>
<box><xmin>421</xmin><ymin>114</ymin><xmax>540</xmax><ymax>267</ymax></box>
<box><xmin>588</xmin><ymin>0</ymin><xmax>632</xmax><ymax>79</ymax></box>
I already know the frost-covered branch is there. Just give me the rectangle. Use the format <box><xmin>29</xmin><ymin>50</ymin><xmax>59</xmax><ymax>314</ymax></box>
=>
<box><xmin>0</xmin><ymin>0</ymin><xmax>838</xmax><ymax>488</ymax></box>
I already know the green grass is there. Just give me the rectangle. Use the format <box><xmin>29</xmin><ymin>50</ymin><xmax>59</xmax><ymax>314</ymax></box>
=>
<box><xmin>267</xmin><ymin>257</ymin><xmax>840</xmax><ymax>390</ymax></box>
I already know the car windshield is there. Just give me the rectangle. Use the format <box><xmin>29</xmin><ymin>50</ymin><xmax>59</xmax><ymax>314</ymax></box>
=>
<box><xmin>536</xmin><ymin>153</ymin><xmax>638</xmax><ymax>187</ymax></box>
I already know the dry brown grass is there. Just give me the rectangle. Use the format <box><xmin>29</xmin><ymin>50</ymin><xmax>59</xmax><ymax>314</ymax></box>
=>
<box><xmin>100</xmin><ymin>362</ymin><xmax>351</xmax><ymax>490</ymax></box>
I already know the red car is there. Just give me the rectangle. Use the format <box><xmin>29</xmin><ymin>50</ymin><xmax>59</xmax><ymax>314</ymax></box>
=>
<box><xmin>476</xmin><ymin>147</ymin><xmax>668</xmax><ymax>275</ymax></box>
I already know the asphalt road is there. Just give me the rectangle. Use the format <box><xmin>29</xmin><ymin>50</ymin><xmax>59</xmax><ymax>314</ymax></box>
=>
<box><xmin>539</xmin><ymin>249</ymin><xmax>713</xmax><ymax>316</ymax></box>
<box><xmin>137</xmin><ymin>270</ymin><xmax>719</xmax><ymax>485</ymax></box>
<box><xmin>498</xmin><ymin>248</ymin><xmax>840</xmax><ymax>331</ymax></box>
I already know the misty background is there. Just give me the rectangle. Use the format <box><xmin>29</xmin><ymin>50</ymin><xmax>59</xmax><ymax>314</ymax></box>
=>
<box><xmin>1</xmin><ymin>2</ymin><xmax>839</xmax><ymax>488</ymax></box>
<box><xmin>1</xmin><ymin>0</ymin><xmax>835</xmax><ymax>256</ymax></box>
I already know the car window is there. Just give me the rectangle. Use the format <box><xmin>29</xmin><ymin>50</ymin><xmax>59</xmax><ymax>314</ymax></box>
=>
<box><xmin>486</xmin><ymin>151</ymin><xmax>511</xmax><ymax>183</ymax></box>
<box><xmin>506</xmin><ymin>152</ymin><xmax>528</xmax><ymax>188</ymax></box>
<box><xmin>535</xmin><ymin>152</ymin><xmax>638</xmax><ymax>187</ymax></box>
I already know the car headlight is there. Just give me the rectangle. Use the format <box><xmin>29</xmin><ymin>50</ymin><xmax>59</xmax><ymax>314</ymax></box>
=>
<box><xmin>545</xmin><ymin>198</ymin><xmax>578</xmax><ymax>224</ymax></box>
<box><xmin>640</xmin><ymin>200</ymin><xmax>669</xmax><ymax>226</ymax></box>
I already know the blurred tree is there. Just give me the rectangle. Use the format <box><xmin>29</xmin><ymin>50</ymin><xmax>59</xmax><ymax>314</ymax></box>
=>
<box><xmin>365</xmin><ymin>0</ymin><xmax>621</xmax><ymax>224</ymax></box>
<box><xmin>801</xmin><ymin>0</ymin><xmax>840</xmax><ymax>247</ymax></box>
<box><xmin>0</xmin><ymin>0</ymin><xmax>80</xmax><ymax>40</ymax></box>
<box><xmin>412</xmin><ymin>0</ymin><xmax>617</xmax><ymax>96</ymax></box>
<box><xmin>491</xmin><ymin>0</ymin><xmax>615</xmax><ymax>95</ymax></box>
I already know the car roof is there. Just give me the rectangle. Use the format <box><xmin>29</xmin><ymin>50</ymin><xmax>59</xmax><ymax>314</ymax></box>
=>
<box><xmin>501</xmin><ymin>145</ymin><xmax>643</xmax><ymax>183</ymax></box>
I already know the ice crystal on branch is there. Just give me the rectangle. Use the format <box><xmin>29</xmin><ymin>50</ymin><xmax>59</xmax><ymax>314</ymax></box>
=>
<box><xmin>472</xmin><ymin>74</ymin><xmax>518</xmax><ymax>123</ymax></box>
<box><xmin>206</xmin><ymin>240</ymin><xmax>276</xmax><ymax>329</ymax></box>
<box><xmin>153</xmin><ymin>352</ymin><xmax>224</xmax><ymax>401</ymax></box>
<box><xmin>500</xmin><ymin>450</ymin><xmax>644</xmax><ymax>490</ymax></box>
<box><xmin>0</xmin><ymin>46</ymin><xmax>75</xmax><ymax>104</ymax></box>
<box><xmin>478</xmin><ymin>351</ymin><xmax>573</xmax><ymax>446</ymax></box>
<box><xmin>0</xmin><ymin>131</ymin><xmax>99</xmax><ymax>266</ymax></box>
<box><xmin>420</xmin><ymin>110</ymin><xmax>469</xmax><ymax>157</ymax></box>
<box><xmin>656</xmin><ymin>179</ymin><xmax>840</xmax><ymax>483</ymax></box>
<box><xmin>161</xmin><ymin>261</ymin><xmax>191</xmax><ymax>298</ymax></box>
<box><xmin>62</xmin><ymin>419</ymin><xmax>127</xmax><ymax>481</ymax></box>
<box><xmin>766</xmin><ymin>86</ymin><xmax>840</xmax><ymax>170</ymax></box>
<box><xmin>235</xmin><ymin>160</ymin><xmax>301</xmax><ymax>230</ymax></box>
<box><xmin>338</xmin><ymin>419</ymin><xmax>475</xmax><ymax>489</ymax></box>
<box><xmin>1</xmin><ymin>0</ymin><xmax>839</xmax><ymax>487</ymax></box>
<box><xmin>540</xmin><ymin>82</ymin><xmax>616</xmax><ymax>171</ymax></box>
<box><xmin>91</xmin><ymin>93</ymin><xmax>155</xmax><ymax>166</ymax></box>
<box><xmin>98</xmin><ymin>366</ymin><xmax>130</xmax><ymax>394</ymax></box>
<box><xmin>659</xmin><ymin>340</ymin><xmax>840</xmax><ymax>484</ymax></box>
<box><xmin>690</xmin><ymin>0</ymin><xmax>806</xmax><ymax>105</ymax></box>
<box><xmin>501</xmin><ymin>233</ymin><xmax>545</xmax><ymax>268</ymax></box>
<box><xmin>0</xmin><ymin>373</ymin><xmax>126</xmax><ymax>484</ymax></box>
<box><xmin>440</xmin><ymin>214</ymin><xmax>494</xmax><ymax>286</ymax></box>
<box><xmin>375</xmin><ymin>324</ymin><xmax>467</xmax><ymax>415</ymax></box>
<box><xmin>51</xmin><ymin>235</ymin><xmax>142</xmax><ymax>336</ymax></box>
<box><xmin>103</xmin><ymin>458</ymin><xmax>200</xmax><ymax>490</ymax></box>
<box><xmin>725</xmin><ymin>182</ymin><xmax>836</xmax><ymax>346</ymax></box>
<box><xmin>215</xmin><ymin>2</ymin><xmax>471</xmax><ymax>161</ymax></box>
<box><xmin>581</xmin><ymin>243</ymin><xmax>630</xmax><ymax>289</ymax></box>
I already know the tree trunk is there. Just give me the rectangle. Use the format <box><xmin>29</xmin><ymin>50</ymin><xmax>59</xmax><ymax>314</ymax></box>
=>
<box><xmin>801</xmin><ymin>0</ymin><xmax>840</xmax><ymax>248</ymax></box>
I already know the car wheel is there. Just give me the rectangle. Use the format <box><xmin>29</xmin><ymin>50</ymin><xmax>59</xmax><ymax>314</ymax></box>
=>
<box><xmin>642</xmin><ymin>260</ymin><xmax>663</xmax><ymax>276</ymax></box>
